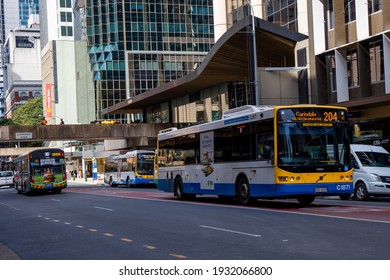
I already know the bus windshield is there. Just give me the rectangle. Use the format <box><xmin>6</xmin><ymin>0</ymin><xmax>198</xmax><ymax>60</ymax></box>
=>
<box><xmin>277</xmin><ymin>111</ymin><xmax>350</xmax><ymax>172</ymax></box>
<box><xmin>137</xmin><ymin>153</ymin><xmax>154</xmax><ymax>175</ymax></box>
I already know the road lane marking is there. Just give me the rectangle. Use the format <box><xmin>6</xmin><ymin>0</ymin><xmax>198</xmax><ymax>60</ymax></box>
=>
<box><xmin>89</xmin><ymin>229</ymin><xmax>98</xmax><ymax>232</ymax></box>
<box><xmin>169</xmin><ymin>253</ymin><xmax>188</xmax><ymax>259</ymax></box>
<box><xmin>51</xmin><ymin>199</ymin><xmax>61</xmax><ymax>202</ymax></box>
<box><xmin>64</xmin><ymin>222</ymin><xmax>71</xmax><ymax>225</ymax></box>
<box><xmin>104</xmin><ymin>233</ymin><xmax>114</xmax><ymax>237</ymax></box>
<box><xmin>200</xmin><ymin>225</ymin><xmax>261</xmax><ymax>237</ymax></box>
<box><xmin>94</xmin><ymin>206</ymin><xmax>114</xmax><ymax>211</ymax></box>
<box><xmin>0</xmin><ymin>202</ymin><xmax>20</xmax><ymax>211</ymax></box>
<box><xmin>143</xmin><ymin>245</ymin><xmax>156</xmax><ymax>250</ymax></box>
<box><xmin>121</xmin><ymin>238</ymin><xmax>133</xmax><ymax>243</ymax></box>
<box><xmin>76</xmin><ymin>225</ymin><xmax>84</xmax><ymax>228</ymax></box>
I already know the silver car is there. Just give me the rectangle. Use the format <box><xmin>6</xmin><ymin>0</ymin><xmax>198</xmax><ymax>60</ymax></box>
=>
<box><xmin>0</xmin><ymin>171</ymin><xmax>14</xmax><ymax>188</ymax></box>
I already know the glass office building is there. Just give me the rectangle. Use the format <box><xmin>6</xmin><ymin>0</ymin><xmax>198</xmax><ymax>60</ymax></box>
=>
<box><xmin>85</xmin><ymin>0</ymin><xmax>214</xmax><ymax>122</ymax></box>
<box><xmin>19</xmin><ymin>0</ymin><xmax>39</xmax><ymax>27</ymax></box>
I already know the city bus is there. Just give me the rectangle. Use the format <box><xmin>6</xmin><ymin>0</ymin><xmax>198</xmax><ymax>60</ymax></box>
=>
<box><xmin>104</xmin><ymin>150</ymin><xmax>156</xmax><ymax>187</ymax></box>
<box><xmin>13</xmin><ymin>148</ymin><xmax>67</xmax><ymax>195</ymax></box>
<box><xmin>155</xmin><ymin>105</ymin><xmax>353</xmax><ymax>206</ymax></box>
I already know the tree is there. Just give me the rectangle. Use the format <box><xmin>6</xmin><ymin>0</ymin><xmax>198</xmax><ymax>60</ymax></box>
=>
<box><xmin>12</xmin><ymin>96</ymin><xmax>43</xmax><ymax>125</ymax></box>
<box><xmin>2</xmin><ymin>97</ymin><xmax>44</xmax><ymax>147</ymax></box>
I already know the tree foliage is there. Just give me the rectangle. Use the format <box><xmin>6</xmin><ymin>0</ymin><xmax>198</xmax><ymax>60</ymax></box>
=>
<box><xmin>12</xmin><ymin>96</ymin><xmax>44</xmax><ymax>125</ymax></box>
<box><xmin>0</xmin><ymin>97</ymin><xmax>44</xmax><ymax>147</ymax></box>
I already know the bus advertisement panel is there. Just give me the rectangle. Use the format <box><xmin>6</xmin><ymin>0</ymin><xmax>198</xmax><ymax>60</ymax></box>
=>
<box><xmin>14</xmin><ymin>148</ymin><xmax>67</xmax><ymax>195</ymax></box>
<box><xmin>104</xmin><ymin>150</ymin><xmax>155</xmax><ymax>187</ymax></box>
<box><xmin>155</xmin><ymin>105</ymin><xmax>353</xmax><ymax>206</ymax></box>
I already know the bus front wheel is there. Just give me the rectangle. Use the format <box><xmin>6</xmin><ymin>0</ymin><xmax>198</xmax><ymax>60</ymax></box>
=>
<box><xmin>109</xmin><ymin>177</ymin><xmax>117</xmax><ymax>188</ymax></box>
<box><xmin>236</xmin><ymin>177</ymin><xmax>255</xmax><ymax>206</ymax></box>
<box><xmin>175</xmin><ymin>178</ymin><xmax>184</xmax><ymax>200</ymax></box>
<box><xmin>175</xmin><ymin>177</ymin><xmax>195</xmax><ymax>200</ymax></box>
<box><xmin>297</xmin><ymin>195</ymin><xmax>315</xmax><ymax>206</ymax></box>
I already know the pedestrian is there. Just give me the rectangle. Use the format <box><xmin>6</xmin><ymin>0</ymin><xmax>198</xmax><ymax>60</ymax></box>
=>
<box><xmin>41</xmin><ymin>117</ymin><xmax>47</xmax><ymax>125</ymax></box>
<box><xmin>60</xmin><ymin>118</ymin><xmax>64</xmax><ymax>125</ymax></box>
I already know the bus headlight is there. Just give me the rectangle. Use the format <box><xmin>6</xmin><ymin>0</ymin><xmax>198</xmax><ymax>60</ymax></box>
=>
<box><xmin>278</xmin><ymin>176</ymin><xmax>288</xmax><ymax>182</ymax></box>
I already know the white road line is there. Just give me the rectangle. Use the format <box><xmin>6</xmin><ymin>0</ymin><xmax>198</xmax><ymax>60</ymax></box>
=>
<box><xmin>94</xmin><ymin>206</ymin><xmax>114</xmax><ymax>211</ymax></box>
<box><xmin>0</xmin><ymin>202</ymin><xmax>20</xmax><ymax>211</ymax></box>
<box><xmin>51</xmin><ymin>199</ymin><xmax>61</xmax><ymax>202</ymax></box>
<box><xmin>200</xmin><ymin>225</ymin><xmax>261</xmax><ymax>237</ymax></box>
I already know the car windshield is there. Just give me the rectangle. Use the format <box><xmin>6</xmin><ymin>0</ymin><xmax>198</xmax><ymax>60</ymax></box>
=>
<box><xmin>355</xmin><ymin>151</ymin><xmax>390</xmax><ymax>167</ymax></box>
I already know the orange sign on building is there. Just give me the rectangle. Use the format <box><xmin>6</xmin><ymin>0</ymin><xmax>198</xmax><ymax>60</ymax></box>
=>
<box><xmin>45</xmin><ymin>83</ymin><xmax>52</xmax><ymax>118</ymax></box>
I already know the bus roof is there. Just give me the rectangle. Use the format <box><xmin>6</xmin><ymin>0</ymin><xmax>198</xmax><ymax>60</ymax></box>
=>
<box><xmin>158</xmin><ymin>104</ymin><xmax>348</xmax><ymax>140</ymax></box>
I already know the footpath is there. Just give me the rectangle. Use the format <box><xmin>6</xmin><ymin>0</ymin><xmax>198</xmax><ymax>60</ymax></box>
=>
<box><xmin>67</xmin><ymin>176</ymin><xmax>107</xmax><ymax>186</ymax></box>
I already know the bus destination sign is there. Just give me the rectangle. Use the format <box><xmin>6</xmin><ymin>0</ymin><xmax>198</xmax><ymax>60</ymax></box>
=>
<box><xmin>278</xmin><ymin>108</ymin><xmax>346</xmax><ymax>124</ymax></box>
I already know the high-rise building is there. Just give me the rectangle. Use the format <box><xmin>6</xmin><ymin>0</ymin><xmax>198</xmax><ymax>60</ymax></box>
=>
<box><xmin>85</xmin><ymin>0</ymin><xmax>215</xmax><ymax>123</ymax></box>
<box><xmin>1</xmin><ymin>0</ymin><xmax>41</xmax><ymax>118</ymax></box>
<box><xmin>19</xmin><ymin>0</ymin><xmax>39</xmax><ymax>27</ymax></box>
<box><xmin>39</xmin><ymin>0</ymin><xmax>84</xmax><ymax>125</ymax></box>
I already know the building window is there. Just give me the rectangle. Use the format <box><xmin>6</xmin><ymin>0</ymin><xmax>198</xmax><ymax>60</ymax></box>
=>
<box><xmin>347</xmin><ymin>49</ymin><xmax>359</xmax><ymax>87</ymax></box>
<box><xmin>60</xmin><ymin>12</ymin><xmax>73</xmax><ymax>23</ymax></box>
<box><xmin>20</xmin><ymin>92</ymin><xmax>28</xmax><ymax>101</ymax></box>
<box><xmin>33</xmin><ymin>91</ymin><xmax>41</xmax><ymax>98</ymax></box>
<box><xmin>368</xmin><ymin>0</ymin><xmax>382</xmax><ymax>14</ymax></box>
<box><xmin>329</xmin><ymin>55</ymin><xmax>337</xmax><ymax>92</ymax></box>
<box><xmin>60</xmin><ymin>0</ymin><xmax>72</xmax><ymax>8</ymax></box>
<box><xmin>344</xmin><ymin>0</ymin><xmax>356</xmax><ymax>23</ymax></box>
<box><xmin>370</xmin><ymin>41</ymin><xmax>384</xmax><ymax>83</ymax></box>
<box><xmin>327</xmin><ymin>0</ymin><xmax>334</xmax><ymax>30</ymax></box>
<box><xmin>60</xmin><ymin>26</ymin><xmax>73</xmax><ymax>37</ymax></box>
<box><xmin>264</xmin><ymin>0</ymin><xmax>298</xmax><ymax>32</ymax></box>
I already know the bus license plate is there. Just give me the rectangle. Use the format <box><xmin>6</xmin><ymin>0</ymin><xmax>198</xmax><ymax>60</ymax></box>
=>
<box><xmin>315</xmin><ymin>187</ymin><xmax>327</xmax><ymax>193</ymax></box>
<box><xmin>46</xmin><ymin>185</ymin><xmax>53</xmax><ymax>189</ymax></box>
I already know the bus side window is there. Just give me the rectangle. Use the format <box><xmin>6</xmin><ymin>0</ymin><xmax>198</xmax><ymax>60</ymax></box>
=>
<box><xmin>256</xmin><ymin>133</ymin><xmax>273</xmax><ymax>161</ymax></box>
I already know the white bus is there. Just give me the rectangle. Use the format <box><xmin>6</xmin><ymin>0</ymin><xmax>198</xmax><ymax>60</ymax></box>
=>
<box><xmin>104</xmin><ymin>150</ymin><xmax>155</xmax><ymax>187</ymax></box>
<box><xmin>155</xmin><ymin>105</ymin><xmax>353</xmax><ymax>206</ymax></box>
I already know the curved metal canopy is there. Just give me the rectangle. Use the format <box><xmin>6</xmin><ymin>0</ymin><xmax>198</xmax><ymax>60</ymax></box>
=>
<box><xmin>103</xmin><ymin>16</ymin><xmax>307</xmax><ymax>115</ymax></box>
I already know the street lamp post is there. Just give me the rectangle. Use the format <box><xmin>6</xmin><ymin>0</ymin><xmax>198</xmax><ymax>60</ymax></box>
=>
<box><xmin>247</xmin><ymin>0</ymin><xmax>260</xmax><ymax>105</ymax></box>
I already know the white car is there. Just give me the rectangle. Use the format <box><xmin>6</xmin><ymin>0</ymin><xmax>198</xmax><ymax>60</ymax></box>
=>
<box><xmin>0</xmin><ymin>171</ymin><xmax>14</xmax><ymax>188</ymax></box>
<box><xmin>350</xmin><ymin>144</ymin><xmax>390</xmax><ymax>201</ymax></box>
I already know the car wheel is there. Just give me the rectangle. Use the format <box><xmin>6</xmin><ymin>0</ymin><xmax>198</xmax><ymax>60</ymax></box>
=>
<box><xmin>354</xmin><ymin>182</ymin><xmax>369</xmax><ymax>201</ymax></box>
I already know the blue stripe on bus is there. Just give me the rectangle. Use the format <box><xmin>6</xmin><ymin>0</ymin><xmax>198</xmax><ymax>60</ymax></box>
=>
<box><xmin>159</xmin><ymin>181</ymin><xmax>353</xmax><ymax>197</ymax></box>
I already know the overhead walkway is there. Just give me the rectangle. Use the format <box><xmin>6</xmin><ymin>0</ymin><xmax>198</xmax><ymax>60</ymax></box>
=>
<box><xmin>0</xmin><ymin>123</ymin><xmax>171</xmax><ymax>157</ymax></box>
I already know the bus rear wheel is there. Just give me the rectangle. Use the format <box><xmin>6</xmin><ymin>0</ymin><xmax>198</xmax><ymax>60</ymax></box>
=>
<box><xmin>236</xmin><ymin>177</ymin><xmax>255</xmax><ymax>206</ymax></box>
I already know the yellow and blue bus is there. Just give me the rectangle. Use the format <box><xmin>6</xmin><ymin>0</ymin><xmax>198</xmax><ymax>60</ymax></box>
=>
<box><xmin>155</xmin><ymin>105</ymin><xmax>353</xmax><ymax>206</ymax></box>
<box><xmin>13</xmin><ymin>148</ymin><xmax>67</xmax><ymax>195</ymax></box>
<box><xmin>104</xmin><ymin>150</ymin><xmax>155</xmax><ymax>187</ymax></box>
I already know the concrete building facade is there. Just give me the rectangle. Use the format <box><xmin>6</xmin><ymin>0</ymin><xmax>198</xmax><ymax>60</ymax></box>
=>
<box><xmin>3</xmin><ymin>27</ymin><xmax>42</xmax><ymax>118</ymax></box>
<box><xmin>39</xmin><ymin>0</ymin><xmax>76</xmax><ymax>125</ymax></box>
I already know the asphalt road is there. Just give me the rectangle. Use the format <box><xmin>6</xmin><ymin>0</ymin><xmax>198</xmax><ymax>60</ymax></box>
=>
<box><xmin>1</xmin><ymin>183</ymin><xmax>390</xmax><ymax>260</ymax></box>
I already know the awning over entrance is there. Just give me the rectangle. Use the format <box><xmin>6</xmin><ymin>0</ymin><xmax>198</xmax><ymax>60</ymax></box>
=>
<box><xmin>103</xmin><ymin>16</ymin><xmax>307</xmax><ymax>115</ymax></box>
